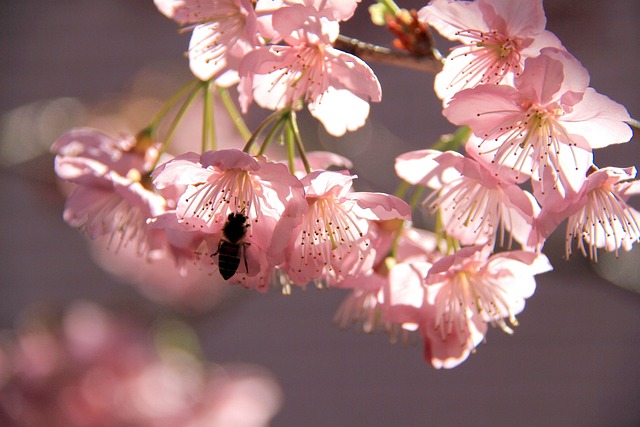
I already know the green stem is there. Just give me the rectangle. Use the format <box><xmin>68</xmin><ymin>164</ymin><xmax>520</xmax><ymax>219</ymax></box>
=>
<box><xmin>389</xmin><ymin>185</ymin><xmax>425</xmax><ymax>258</ymax></box>
<box><xmin>148</xmin><ymin>79</ymin><xmax>200</xmax><ymax>134</ymax></box>
<box><xmin>393</xmin><ymin>180</ymin><xmax>411</xmax><ymax>199</ymax></box>
<box><xmin>430</xmin><ymin>126</ymin><xmax>472</xmax><ymax>152</ymax></box>
<box><xmin>408</xmin><ymin>185</ymin><xmax>425</xmax><ymax>209</ymax></box>
<box><xmin>627</xmin><ymin>118</ymin><xmax>640</xmax><ymax>129</ymax></box>
<box><xmin>388</xmin><ymin>219</ymin><xmax>407</xmax><ymax>259</ymax></box>
<box><xmin>285</xmin><ymin>120</ymin><xmax>296</xmax><ymax>174</ymax></box>
<box><xmin>202</xmin><ymin>80</ymin><xmax>216</xmax><ymax>152</ymax></box>
<box><xmin>258</xmin><ymin>115</ymin><xmax>287</xmax><ymax>156</ymax></box>
<box><xmin>242</xmin><ymin>110</ymin><xmax>287</xmax><ymax>154</ymax></box>
<box><xmin>377</xmin><ymin>0</ymin><xmax>400</xmax><ymax>15</ymax></box>
<box><xmin>394</xmin><ymin>180</ymin><xmax>410</xmax><ymax>199</ymax></box>
<box><xmin>218</xmin><ymin>86</ymin><xmax>252</xmax><ymax>141</ymax></box>
<box><xmin>434</xmin><ymin>211</ymin><xmax>460</xmax><ymax>255</ymax></box>
<box><xmin>205</xmin><ymin>81</ymin><xmax>218</xmax><ymax>150</ymax></box>
<box><xmin>288</xmin><ymin>111</ymin><xmax>311</xmax><ymax>174</ymax></box>
<box><xmin>152</xmin><ymin>82</ymin><xmax>203</xmax><ymax>170</ymax></box>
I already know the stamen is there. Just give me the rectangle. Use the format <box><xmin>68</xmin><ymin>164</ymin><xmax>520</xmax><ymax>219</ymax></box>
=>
<box><xmin>566</xmin><ymin>186</ymin><xmax>640</xmax><ymax>261</ymax></box>
<box><xmin>300</xmin><ymin>196</ymin><xmax>368</xmax><ymax>280</ymax></box>
<box><xmin>181</xmin><ymin>169</ymin><xmax>260</xmax><ymax>229</ymax></box>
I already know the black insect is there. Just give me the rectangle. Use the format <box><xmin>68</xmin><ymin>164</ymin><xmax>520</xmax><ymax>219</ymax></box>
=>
<box><xmin>212</xmin><ymin>211</ymin><xmax>250</xmax><ymax>280</ymax></box>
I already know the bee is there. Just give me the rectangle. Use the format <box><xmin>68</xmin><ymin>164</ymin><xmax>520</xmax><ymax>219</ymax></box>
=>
<box><xmin>212</xmin><ymin>211</ymin><xmax>250</xmax><ymax>280</ymax></box>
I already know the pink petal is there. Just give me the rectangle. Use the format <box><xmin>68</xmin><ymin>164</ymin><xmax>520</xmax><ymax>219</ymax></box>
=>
<box><xmin>521</xmin><ymin>30</ymin><xmax>563</xmax><ymax>57</ymax></box>
<box><xmin>422</xmin><ymin>313</ymin><xmax>487</xmax><ymax>369</ymax></box>
<box><xmin>303</xmin><ymin>151</ymin><xmax>353</xmax><ymax>171</ymax></box>
<box><xmin>560</xmin><ymin>88</ymin><xmax>633</xmax><ymax>149</ymax></box>
<box><xmin>515</xmin><ymin>48</ymin><xmax>590</xmax><ymax>105</ymax></box>
<box><xmin>55</xmin><ymin>156</ymin><xmax>110</xmax><ymax>185</ymax></box>
<box><xmin>301</xmin><ymin>170</ymin><xmax>354</xmax><ymax>198</ymax></box>
<box><xmin>325</xmin><ymin>48</ymin><xmax>381</xmax><ymax>102</ymax></box>
<box><xmin>349</xmin><ymin>192</ymin><xmax>411</xmax><ymax>221</ymax></box>
<box><xmin>394</xmin><ymin>149</ymin><xmax>464</xmax><ymax>188</ymax></box>
<box><xmin>444</xmin><ymin>84</ymin><xmax>523</xmax><ymax>135</ymax></box>
<box><xmin>486</xmin><ymin>0</ymin><xmax>547</xmax><ymax>37</ymax></box>
<box><xmin>157</xmin><ymin>0</ymin><xmax>258</xmax><ymax>28</ymax></box>
<box><xmin>418</xmin><ymin>0</ymin><xmax>490</xmax><ymax>41</ymax></box>
<box><xmin>201</xmin><ymin>149</ymin><xmax>260</xmax><ymax>171</ymax></box>
<box><xmin>272</xmin><ymin>4</ymin><xmax>337</xmax><ymax>45</ymax></box>
<box><xmin>387</xmin><ymin>262</ymin><xmax>429</xmax><ymax>309</ymax></box>
<box><xmin>309</xmin><ymin>88</ymin><xmax>370</xmax><ymax>136</ymax></box>
<box><xmin>152</xmin><ymin>152</ymin><xmax>213</xmax><ymax>189</ymax></box>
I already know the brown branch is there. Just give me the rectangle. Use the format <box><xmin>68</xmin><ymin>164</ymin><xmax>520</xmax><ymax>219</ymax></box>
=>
<box><xmin>334</xmin><ymin>35</ymin><xmax>444</xmax><ymax>74</ymax></box>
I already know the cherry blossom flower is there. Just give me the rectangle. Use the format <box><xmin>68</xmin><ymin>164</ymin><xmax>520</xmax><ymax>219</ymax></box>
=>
<box><xmin>530</xmin><ymin>166</ymin><xmax>640</xmax><ymax>260</ymax></box>
<box><xmin>419</xmin><ymin>0</ymin><xmax>562</xmax><ymax>103</ymax></box>
<box><xmin>152</xmin><ymin>148</ymin><xmax>305</xmax><ymax>289</ymax></box>
<box><xmin>423</xmin><ymin>245</ymin><xmax>551</xmax><ymax>368</ymax></box>
<box><xmin>386</xmin><ymin>255</ymin><xmax>485</xmax><ymax>369</ymax></box>
<box><xmin>334</xmin><ymin>226</ymin><xmax>440</xmax><ymax>337</ymax></box>
<box><xmin>444</xmin><ymin>47</ymin><xmax>633</xmax><ymax>200</ymax></box>
<box><xmin>53</xmin><ymin>128</ymin><xmax>175</xmax><ymax>259</ymax></box>
<box><xmin>382</xmin><ymin>226</ymin><xmax>444</xmax><ymax>330</ymax></box>
<box><xmin>333</xmin><ymin>226</ymin><xmax>516</xmax><ymax>369</ymax></box>
<box><xmin>154</xmin><ymin>0</ymin><xmax>259</xmax><ymax>83</ymax></box>
<box><xmin>239</xmin><ymin>4</ymin><xmax>381</xmax><ymax>136</ymax></box>
<box><xmin>335</xmin><ymin>225</ymin><xmax>477</xmax><ymax>369</ymax></box>
<box><xmin>395</xmin><ymin>149</ymin><xmax>539</xmax><ymax>248</ymax></box>
<box><xmin>269</xmin><ymin>170</ymin><xmax>411</xmax><ymax>287</ymax></box>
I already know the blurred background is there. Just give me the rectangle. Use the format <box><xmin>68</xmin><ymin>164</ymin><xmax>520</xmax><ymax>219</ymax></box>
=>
<box><xmin>1</xmin><ymin>0</ymin><xmax>639</xmax><ymax>426</ymax></box>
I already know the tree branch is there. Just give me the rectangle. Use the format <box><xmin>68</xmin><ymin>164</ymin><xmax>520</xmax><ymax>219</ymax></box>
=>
<box><xmin>334</xmin><ymin>35</ymin><xmax>444</xmax><ymax>74</ymax></box>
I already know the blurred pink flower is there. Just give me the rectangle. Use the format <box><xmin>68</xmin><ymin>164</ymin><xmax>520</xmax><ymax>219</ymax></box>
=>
<box><xmin>444</xmin><ymin>48</ymin><xmax>632</xmax><ymax>200</ymax></box>
<box><xmin>419</xmin><ymin>0</ymin><xmax>562</xmax><ymax>103</ymax></box>
<box><xmin>152</xmin><ymin>149</ymin><xmax>306</xmax><ymax>289</ymax></box>
<box><xmin>239</xmin><ymin>4</ymin><xmax>381</xmax><ymax>136</ymax></box>
<box><xmin>53</xmin><ymin>128</ymin><xmax>174</xmax><ymax>258</ymax></box>
<box><xmin>52</xmin><ymin>128</ymin><xmax>156</xmax><ymax>177</ymax></box>
<box><xmin>154</xmin><ymin>0</ymin><xmax>259</xmax><ymax>84</ymax></box>
<box><xmin>423</xmin><ymin>245</ymin><xmax>552</xmax><ymax>368</ymax></box>
<box><xmin>395</xmin><ymin>149</ymin><xmax>539</xmax><ymax>248</ymax></box>
<box><xmin>0</xmin><ymin>302</ymin><xmax>283</xmax><ymax>427</ymax></box>
<box><xmin>270</xmin><ymin>170</ymin><xmax>411</xmax><ymax>287</ymax></box>
<box><xmin>89</xmin><ymin>235</ymin><xmax>231</xmax><ymax>312</ymax></box>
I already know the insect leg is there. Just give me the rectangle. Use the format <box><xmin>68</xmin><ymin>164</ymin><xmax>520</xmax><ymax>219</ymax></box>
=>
<box><xmin>211</xmin><ymin>239</ymin><xmax>224</xmax><ymax>258</ymax></box>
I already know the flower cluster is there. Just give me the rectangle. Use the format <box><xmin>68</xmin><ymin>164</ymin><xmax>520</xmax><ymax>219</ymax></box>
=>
<box><xmin>50</xmin><ymin>0</ymin><xmax>637</xmax><ymax>370</ymax></box>
<box><xmin>53</xmin><ymin>129</ymin><xmax>410</xmax><ymax>291</ymax></box>
<box><xmin>155</xmin><ymin>0</ymin><xmax>381</xmax><ymax>136</ymax></box>
<box><xmin>360</xmin><ymin>0</ymin><xmax>634</xmax><ymax>368</ymax></box>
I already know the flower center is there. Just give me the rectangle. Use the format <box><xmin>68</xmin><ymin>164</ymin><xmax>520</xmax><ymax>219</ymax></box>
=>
<box><xmin>449</xmin><ymin>29</ymin><xmax>522</xmax><ymax>88</ymax></box>
<box><xmin>182</xmin><ymin>169</ymin><xmax>259</xmax><ymax>229</ymax></box>
<box><xmin>476</xmin><ymin>104</ymin><xmax>580</xmax><ymax>192</ymax></box>
<box><xmin>299</xmin><ymin>196</ymin><xmax>367</xmax><ymax>276</ymax></box>
<box><xmin>78</xmin><ymin>192</ymin><xmax>150</xmax><ymax>256</ymax></box>
<box><xmin>268</xmin><ymin>45</ymin><xmax>328</xmax><ymax>107</ymax></box>
<box><xmin>189</xmin><ymin>9</ymin><xmax>246</xmax><ymax>68</ymax></box>
<box><xmin>435</xmin><ymin>268</ymin><xmax>518</xmax><ymax>341</ymax></box>
<box><xmin>566</xmin><ymin>186</ymin><xmax>640</xmax><ymax>260</ymax></box>
<box><xmin>428</xmin><ymin>176</ymin><xmax>510</xmax><ymax>246</ymax></box>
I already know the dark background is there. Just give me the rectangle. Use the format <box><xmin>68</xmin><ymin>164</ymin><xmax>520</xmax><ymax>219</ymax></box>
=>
<box><xmin>1</xmin><ymin>1</ymin><xmax>639</xmax><ymax>426</ymax></box>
